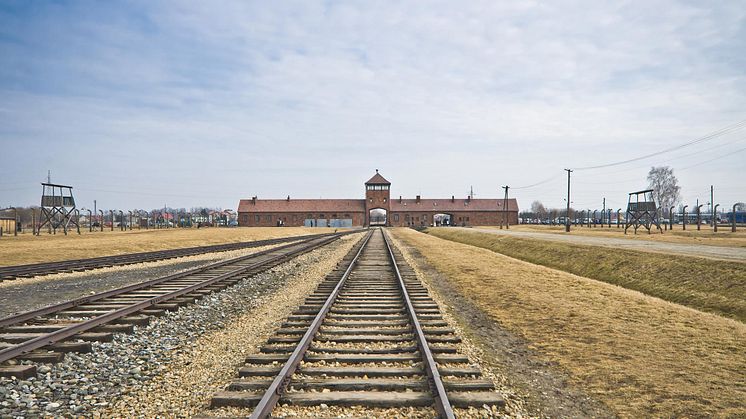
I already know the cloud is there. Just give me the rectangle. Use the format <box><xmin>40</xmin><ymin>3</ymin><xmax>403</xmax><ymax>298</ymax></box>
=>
<box><xmin>0</xmin><ymin>1</ymin><xmax>744</xmax><ymax>210</ymax></box>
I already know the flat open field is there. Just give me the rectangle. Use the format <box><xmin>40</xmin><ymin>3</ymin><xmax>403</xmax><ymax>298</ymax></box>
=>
<box><xmin>427</xmin><ymin>228</ymin><xmax>746</xmax><ymax>322</ymax></box>
<box><xmin>392</xmin><ymin>228</ymin><xmax>746</xmax><ymax>418</ymax></box>
<box><xmin>497</xmin><ymin>224</ymin><xmax>746</xmax><ymax>247</ymax></box>
<box><xmin>0</xmin><ymin>227</ymin><xmax>342</xmax><ymax>266</ymax></box>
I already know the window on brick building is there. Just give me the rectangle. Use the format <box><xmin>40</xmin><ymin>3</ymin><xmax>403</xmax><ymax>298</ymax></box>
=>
<box><xmin>254</xmin><ymin>215</ymin><xmax>260</xmax><ymax>222</ymax></box>
<box><xmin>266</xmin><ymin>215</ymin><xmax>272</xmax><ymax>222</ymax></box>
<box><xmin>394</xmin><ymin>214</ymin><xmax>399</xmax><ymax>222</ymax></box>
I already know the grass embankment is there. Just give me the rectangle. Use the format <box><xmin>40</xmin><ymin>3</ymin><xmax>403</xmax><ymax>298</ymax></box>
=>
<box><xmin>500</xmin><ymin>224</ymin><xmax>746</xmax><ymax>248</ymax></box>
<box><xmin>426</xmin><ymin>228</ymin><xmax>746</xmax><ymax>323</ymax></box>
<box><xmin>392</xmin><ymin>228</ymin><xmax>746</xmax><ymax>418</ymax></box>
<box><xmin>0</xmin><ymin>227</ymin><xmax>341</xmax><ymax>266</ymax></box>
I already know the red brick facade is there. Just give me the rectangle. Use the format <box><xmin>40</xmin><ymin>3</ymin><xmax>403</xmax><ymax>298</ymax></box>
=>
<box><xmin>237</xmin><ymin>171</ymin><xmax>518</xmax><ymax>227</ymax></box>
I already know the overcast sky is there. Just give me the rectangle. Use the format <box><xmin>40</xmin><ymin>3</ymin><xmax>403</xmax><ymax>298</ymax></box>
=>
<box><xmin>1</xmin><ymin>1</ymin><xmax>744</xmax><ymax>213</ymax></box>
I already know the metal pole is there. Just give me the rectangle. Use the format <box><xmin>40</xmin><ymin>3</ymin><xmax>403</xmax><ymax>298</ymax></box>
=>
<box><xmin>608</xmin><ymin>209</ymin><xmax>611</xmax><ymax>228</ymax></box>
<box><xmin>75</xmin><ymin>210</ymin><xmax>80</xmax><ymax>234</ymax></box>
<box><xmin>12</xmin><ymin>207</ymin><xmax>17</xmax><ymax>236</ymax></box>
<box><xmin>593</xmin><ymin>210</ymin><xmax>597</xmax><ymax>227</ymax></box>
<box><xmin>733</xmin><ymin>204</ymin><xmax>738</xmax><ymax>232</ymax></box>
<box><xmin>669</xmin><ymin>206</ymin><xmax>675</xmax><ymax>231</ymax></box>
<box><xmin>697</xmin><ymin>205</ymin><xmax>703</xmax><ymax>231</ymax></box>
<box><xmin>32</xmin><ymin>209</ymin><xmax>36</xmax><ymax>235</ymax></box>
<box><xmin>711</xmin><ymin>185</ymin><xmax>714</xmax><ymax>227</ymax></box>
<box><xmin>87</xmin><ymin>210</ymin><xmax>92</xmax><ymax>232</ymax></box>
<box><xmin>683</xmin><ymin>205</ymin><xmax>688</xmax><ymax>230</ymax></box>
<box><xmin>110</xmin><ymin>210</ymin><xmax>114</xmax><ymax>231</ymax></box>
<box><xmin>617</xmin><ymin>209</ymin><xmax>621</xmax><ymax>228</ymax></box>
<box><xmin>564</xmin><ymin>169</ymin><xmax>572</xmax><ymax>232</ymax></box>
<box><xmin>99</xmin><ymin>210</ymin><xmax>104</xmax><ymax>232</ymax></box>
<box><xmin>714</xmin><ymin>204</ymin><xmax>720</xmax><ymax>232</ymax></box>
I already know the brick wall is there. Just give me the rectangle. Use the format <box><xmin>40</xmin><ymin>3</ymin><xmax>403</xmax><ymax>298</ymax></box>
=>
<box><xmin>388</xmin><ymin>211</ymin><xmax>518</xmax><ymax>227</ymax></box>
<box><xmin>238</xmin><ymin>212</ymin><xmax>366</xmax><ymax>227</ymax></box>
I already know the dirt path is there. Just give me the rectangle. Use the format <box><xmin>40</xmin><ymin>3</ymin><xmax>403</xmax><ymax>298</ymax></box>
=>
<box><xmin>466</xmin><ymin>227</ymin><xmax>746</xmax><ymax>262</ymax></box>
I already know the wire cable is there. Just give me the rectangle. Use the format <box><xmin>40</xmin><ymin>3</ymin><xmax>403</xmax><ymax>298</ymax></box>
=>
<box><xmin>572</xmin><ymin>119</ymin><xmax>746</xmax><ymax>170</ymax></box>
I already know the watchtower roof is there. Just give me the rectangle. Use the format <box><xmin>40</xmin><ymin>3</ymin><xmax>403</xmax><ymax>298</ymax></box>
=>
<box><xmin>365</xmin><ymin>170</ymin><xmax>390</xmax><ymax>185</ymax></box>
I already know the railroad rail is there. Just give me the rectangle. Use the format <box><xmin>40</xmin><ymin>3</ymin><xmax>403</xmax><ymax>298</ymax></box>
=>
<box><xmin>211</xmin><ymin>228</ymin><xmax>504</xmax><ymax>418</ymax></box>
<box><xmin>0</xmin><ymin>232</ymin><xmax>339</xmax><ymax>281</ymax></box>
<box><xmin>0</xmin><ymin>232</ymin><xmax>351</xmax><ymax>378</ymax></box>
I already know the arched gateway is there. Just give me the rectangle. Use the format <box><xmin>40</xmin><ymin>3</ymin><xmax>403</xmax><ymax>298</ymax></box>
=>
<box><xmin>237</xmin><ymin>171</ymin><xmax>519</xmax><ymax>227</ymax></box>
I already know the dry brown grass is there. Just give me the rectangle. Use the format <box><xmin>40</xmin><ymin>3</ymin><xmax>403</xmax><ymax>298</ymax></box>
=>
<box><xmin>392</xmin><ymin>228</ymin><xmax>746</xmax><ymax>418</ymax></box>
<box><xmin>426</xmin><ymin>228</ymin><xmax>746</xmax><ymax>323</ymax></box>
<box><xmin>496</xmin><ymin>224</ymin><xmax>746</xmax><ymax>247</ymax></box>
<box><xmin>0</xmin><ymin>227</ymin><xmax>341</xmax><ymax>266</ymax></box>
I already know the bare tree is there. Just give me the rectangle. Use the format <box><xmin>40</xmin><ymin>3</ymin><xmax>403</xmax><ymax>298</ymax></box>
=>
<box><xmin>647</xmin><ymin>166</ymin><xmax>681</xmax><ymax>210</ymax></box>
<box><xmin>530</xmin><ymin>201</ymin><xmax>546</xmax><ymax>220</ymax></box>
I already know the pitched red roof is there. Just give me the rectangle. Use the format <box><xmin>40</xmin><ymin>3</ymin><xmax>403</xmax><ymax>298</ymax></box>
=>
<box><xmin>390</xmin><ymin>198</ymin><xmax>518</xmax><ymax>212</ymax></box>
<box><xmin>365</xmin><ymin>171</ymin><xmax>390</xmax><ymax>185</ymax></box>
<box><xmin>238</xmin><ymin>199</ymin><xmax>365</xmax><ymax>213</ymax></box>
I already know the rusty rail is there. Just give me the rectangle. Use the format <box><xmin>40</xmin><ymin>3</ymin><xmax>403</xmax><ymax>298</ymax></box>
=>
<box><xmin>248</xmin><ymin>230</ymin><xmax>374</xmax><ymax>419</ymax></box>
<box><xmin>0</xmin><ymin>234</ymin><xmax>345</xmax><ymax>364</ymax></box>
<box><xmin>382</xmin><ymin>229</ymin><xmax>455</xmax><ymax>419</ymax></box>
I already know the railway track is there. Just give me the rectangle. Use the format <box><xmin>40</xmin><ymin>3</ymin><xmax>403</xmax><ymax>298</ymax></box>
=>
<box><xmin>0</xmin><ymin>232</ymin><xmax>338</xmax><ymax>282</ymax></box>
<box><xmin>211</xmin><ymin>228</ymin><xmax>504</xmax><ymax>418</ymax></box>
<box><xmin>0</xmin><ymin>232</ymin><xmax>350</xmax><ymax>378</ymax></box>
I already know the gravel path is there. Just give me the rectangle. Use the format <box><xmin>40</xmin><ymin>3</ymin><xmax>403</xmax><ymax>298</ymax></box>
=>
<box><xmin>465</xmin><ymin>227</ymin><xmax>746</xmax><ymax>262</ymax></box>
<box><xmin>0</xmin><ymin>244</ymin><xmax>282</xmax><ymax>318</ymax></box>
<box><xmin>0</xmin><ymin>234</ymin><xmax>362</xmax><ymax>417</ymax></box>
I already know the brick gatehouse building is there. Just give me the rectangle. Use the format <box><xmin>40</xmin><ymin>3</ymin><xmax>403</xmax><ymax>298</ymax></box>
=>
<box><xmin>237</xmin><ymin>171</ymin><xmax>519</xmax><ymax>227</ymax></box>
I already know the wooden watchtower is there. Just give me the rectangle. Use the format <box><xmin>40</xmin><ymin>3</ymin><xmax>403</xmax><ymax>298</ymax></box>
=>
<box><xmin>624</xmin><ymin>189</ymin><xmax>663</xmax><ymax>235</ymax></box>
<box><xmin>38</xmin><ymin>182</ymin><xmax>80</xmax><ymax>235</ymax></box>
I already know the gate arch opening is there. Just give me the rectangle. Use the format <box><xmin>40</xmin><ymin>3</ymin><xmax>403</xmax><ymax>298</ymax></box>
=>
<box><xmin>433</xmin><ymin>213</ymin><xmax>453</xmax><ymax>227</ymax></box>
<box><xmin>369</xmin><ymin>208</ymin><xmax>387</xmax><ymax>226</ymax></box>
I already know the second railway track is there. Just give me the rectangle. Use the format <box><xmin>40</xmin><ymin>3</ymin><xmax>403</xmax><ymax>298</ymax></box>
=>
<box><xmin>0</xmin><ymin>232</ymin><xmax>350</xmax><ymax>378</ymax></box>
<box><xmin>211</xmin><ymin>228</ymin><xmax>505</xmax><ymax>418</ymax></box>
<box><xmin>0</xmin><ymin>232</ymin><xmax>339</xmax><ymax>282</ymax></box>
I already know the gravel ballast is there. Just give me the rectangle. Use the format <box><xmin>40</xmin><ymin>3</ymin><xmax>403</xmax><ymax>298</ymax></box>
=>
<box><xmin>0</xmin><ymin>233</ymin><xmax>363</xmax><ymax>418</ymax></box>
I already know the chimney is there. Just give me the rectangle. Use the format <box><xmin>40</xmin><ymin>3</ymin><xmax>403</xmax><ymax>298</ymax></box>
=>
<box><xmin>416</xmin><ymin>195</ymin><xmax>421</xmax><ymax>203</ymax></box>
<box><xmin>467</xmin><ymin>195</ymin><xmax>471</xmax><ymax>202</ymax></box>
<box><xmin>287</xmin><ymin>195</ymin><xmax>290</xmax><ymax>201</ymax></box>
<box><xmin>451</xmin><ymin>195</ymin><xmax>454</xmax><ymax>203</ymax></box>
<box><xmin>252</xmin><ymin>196</ymin><xmax>257</xmax><ymax>205</ymax></box>
<box><xmin>399</xmin><ymin>196</ymin><xmax>402</xmax><ymax>203</ymax></box>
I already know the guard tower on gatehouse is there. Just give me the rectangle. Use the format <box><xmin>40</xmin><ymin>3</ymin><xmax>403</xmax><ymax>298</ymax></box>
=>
<box><xmin>38</xmin><ymin>182</ymin><xmax>80</xmax><ymax>235</ymax></box>
<box><xmin>624</xmin><ymin>189</ymin><xmax>663</xmax><ymax>235</ymax></box>
<box><xmin>365</xmin><ymin>170</ymin><xmax>391</xmax><ymax>226</ymax></box>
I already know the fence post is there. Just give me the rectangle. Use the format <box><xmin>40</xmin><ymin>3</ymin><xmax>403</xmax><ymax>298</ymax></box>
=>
<box><xmin>733</xmin><ymin>204</ymin><xmax>738</xmax><ymax>233</ymax></box>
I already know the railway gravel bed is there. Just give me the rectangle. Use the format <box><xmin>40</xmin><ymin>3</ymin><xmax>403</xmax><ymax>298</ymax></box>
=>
<box><xmin>209</xmin><ymin>229</ymin><xmax>509</xmax><ymax>418</ymax></box>
<box><xmin>0</xmin><ymin>234</ymin><xmax>363</xmax><ymax>417</ymax></box>
<box><xmin>0</xmin><ymin>244</ymin><xmax>281</xmax><ymax>319</ymax></box>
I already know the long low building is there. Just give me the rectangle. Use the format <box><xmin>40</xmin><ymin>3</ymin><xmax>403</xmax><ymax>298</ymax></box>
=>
<box><xmin>237</xmin><ymin>171</ymin><xmax>519</xmax><ymax>227</ymax></box>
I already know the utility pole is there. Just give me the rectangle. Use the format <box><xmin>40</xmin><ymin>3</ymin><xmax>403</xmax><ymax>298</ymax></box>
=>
<box><xmin>502</xmin><ymin>185</ymin><xmax>510</xmax><ymax>229</ymax></box>
<box><xmin>711</xmin><ymin>185</ymin><xmax>714</xmax><ymax>227</ymax></box>
<box><xmin>564</xmin><ymin>169</ymin><xmax>572</xmax><ymax>232</ymax></box>
<box><xmin>602</xmin><ymin>197</ymin><xmax>606</xmax><ymax>227</ymax></box>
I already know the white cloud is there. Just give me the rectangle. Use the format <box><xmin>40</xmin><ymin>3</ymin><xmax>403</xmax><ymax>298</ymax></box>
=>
<box><xmin>0</xmin><ymin>1</ymin><xmax>744</xmax><ymax>210</ymax></box>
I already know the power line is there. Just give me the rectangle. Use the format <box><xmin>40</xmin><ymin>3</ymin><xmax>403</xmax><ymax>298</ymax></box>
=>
<box><xmin>677</xmin><ymin>145</ymin><xmax>746</xmax><ymax>171</ymax></box>
<box><xmin>511</xmin><ymin>174</ymin><xmax>561</xmax><ymax>190</ymax></box>
<box><xmin>572</xmin><ymin>119</ymin><xmax>746</xmax><ymax>170</ymax></box>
